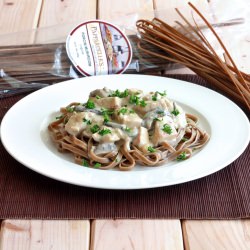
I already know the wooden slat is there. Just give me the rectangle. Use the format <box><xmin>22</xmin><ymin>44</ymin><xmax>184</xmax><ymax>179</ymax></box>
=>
<box><xmin>0</xmin><ymin>0</ymin><xmax>42</xmax><ymax>45</ymax></box>
<box><xmin>91</xmin><ymin>219</ymin><xmax>183</xmax><ymax>250</ymax></box>
<box><xmin>208</xmin><ymin>26</ymin><xmax>250</xmax><ymax>74</ymax></box>
<box><xmin>207</xmin><ymin>0</ymin><xmax>250</xmax><ymax>73</ymax></box>
<box><xmin>98</xmin><ymin>0</ymin><xmax>154</xmax><ymax>30</ymax></box>
<box><xmin>152</xmin><ymin>0</ymin><xmax>209</xmax><ymax>74</ymax></box>
<box><xmin>182</xmin><ymin>220</ymin><xmax>250</xmax><ymax>250</ymax></box>
<box><xmin>153</xmin><ymin>0</ymin><xmax>250</xmax><ymax>74</ymax></box>
<box><xmin>208</xmin><ymin>0</ymin><xmax>246</xmax><ymax>23</ymax></box>
<box><xmin>38</xmin><ymin>0</ymin><xmax>97</xmax><ymax>27</ymax></box>
<box><xmin>153</xmin><ymin>0</ymin><xmax>212</xmax><ymax>26</ymax></box>
<box><xmin>36</xmin><ymin>0</ymin><xmax>97</xmax><ymax>43</ymax></box>
<box><xmin>0</xmin><ymin>220</ymin><xmax>90</xmax><ymax>250</ymax></box>
<box><xmin>0</xmin><ymin>0</ymin><xmax>42</xmax><ymax>34</ymax></box>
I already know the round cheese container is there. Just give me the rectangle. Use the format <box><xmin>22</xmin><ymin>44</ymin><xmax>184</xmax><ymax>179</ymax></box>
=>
<box><xmin>66</xmin><ymin>20</ymin><xmax>133</xmax><ymax>76</ymax></box>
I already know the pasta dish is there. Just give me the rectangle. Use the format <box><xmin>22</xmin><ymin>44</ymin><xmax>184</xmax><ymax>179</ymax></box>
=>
<box><xmin>48</xmin><ymin>87</ymin><xmax>209</xmax><ymax>170</ymax></box>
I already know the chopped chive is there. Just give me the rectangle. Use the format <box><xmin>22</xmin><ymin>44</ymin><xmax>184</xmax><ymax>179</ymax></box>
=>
<box><xmin>90</xmin><ymin>124</ymin><xmax>100</xmax><ymax>133</ymax></box>
<box><xmin>85</xmin><ymin>100</ymin><xmax>95</xmax><ymax>109</ymax></box>
<box><xmin>162</xmin><ymin>124</ymin><xmax>172</xmax><ymax>134</ymax></box>
<box><xmin>147</xmin><ymin>146</ymin><xmax>156</xmax><ymax>153</ymax></box>
<box><xmin>124</xmin><ymin>127</ymin><xmax>131</xmax><ymax>132</ymax></box>
<box><xmin>66</xmin><ymin>107</ymin><xmax>74</xmax><ymax>112</ymax></box>
<box><xmin>104</xmin><ymin>116</ymin><xmax>109</xmax><ymax>123</ymax></box>
<box><xmin>102</xmin><ymin>109</ymin><xmax>114</xmax><ymax>115</ymax></box>
<box><xmin>171</xmin><ymin>109</ymin><xmax>180</xmax><ymax>116</ymax></box>
<box><xmin>129</xmin><ymin>94</ymin><xmax>140</xmax><ymax>105</ymax></box>
<box><xmin>56</xmin><ymin>115</ymin><xmax>63</xmax><ymax>120</ymax></box>
<box><xmin>118</xmin><ymin>107</ymin><xmax>128</xmax><ymax>115</ymax></box>
<box><xmin>101</xmin><ymin>109</ymin><xmax>114</xmax><ymax>123</ymax></box>
<box><xmin>156</xmin><ymin>110</ymin><xmax>164</xmax><ymax>115</ymax></box>
<box><xmin>152</xmin><ymin>94</ymin><xmax>157</xmax><ymax>101</ymax></box>
<box><xmin>157</xmin><ymin>90</ymin><xmax>167</xmax><ymax>96</ymax></box>
<box><xmin>129</xmin><ymin>94</ymin><xmax>147</xmax><ymax>107</ymax></box>
<box><xmin>176</xmin><ymin>152</ymin><xmax>187</xmax><ymax>161</ymax></box>
<box><xmin>122</xmin><ymin>89</ymin><xmax>129</xmax><ymax>97</ymax></box>
<box><xmin>139</xmin><ymin>99</ymin><xmax>147</xmax><ymax>107</ymax></box>
<box><xmin>109</xmin><ymin>89</ymin><xmax>129</xmax><ymax>98</ymax></box>
<box><xmin>82</xmin><ymin>159</ymin><xmax>89</xmax><ymax>167</ymax></box>
<box><xmin>98</xmin><ymin>128</ymin><xmax>111</xmax><ymax>136</ymax></box>
<box><xmin>83</xmin><ymin>118</ymin><xmax>92</xmax><ymax>125</ymax></box>
<box><xmin>94</xmin><ymin>162</ymin><xmax>101</xmax><ymax>168</ymax></box>
<box><xmin>152</xmin><ymin>91</ymin><xmax>166</xmax><ymax>101</ymax></box>
<box><xmin>153</xmin><ymin>117</ymin><xmax>162</xmax><ymax>122</ymax></box>
<box><xmin>96</xmin><ymin>95</ymin><xmax>101</xmax><ymax>99</ymax></box>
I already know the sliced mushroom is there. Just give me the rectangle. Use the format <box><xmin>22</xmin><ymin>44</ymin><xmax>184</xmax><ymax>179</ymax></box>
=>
<box><xmin>94</xmin><ymin>142</ymin><xmax>118</xmax><ymax>155</ymax></box>
<box><xmin>90</xmin><ymin>87</ymin><xmax>112</xmax><ymax>98</ymax></box>
<box><xmin>142</xmin><ymin>108</ymin><xmax>171</xmax><ymax>129</ymax></box>
<box><xmin>105</xmin><ymin>121</ymin><xmax>126</xmax><ymax>130</ymax></box>
<box><xmin>74</xmin><ymin>105</ymin><xmax>102</xmax><ymax>115</ymax></box>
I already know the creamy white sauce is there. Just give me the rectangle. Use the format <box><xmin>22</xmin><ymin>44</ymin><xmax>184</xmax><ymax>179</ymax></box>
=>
<box><xmin>65</xmin><ymin>88</ymin><xmax>187</xmax><ymax>154</ymax></box>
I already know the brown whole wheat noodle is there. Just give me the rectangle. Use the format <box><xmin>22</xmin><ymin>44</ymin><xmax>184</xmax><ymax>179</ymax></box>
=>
<box><xmin>136</xmin><ymin>2</ymin><xmax>250</xmax><ymax>110</ymax></box>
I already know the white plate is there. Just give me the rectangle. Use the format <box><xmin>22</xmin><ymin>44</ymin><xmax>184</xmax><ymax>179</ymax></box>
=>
<box><xmin>1</xmin><ymin>75</ymin><xmax>249</xmax><ymax>189</ymax></box>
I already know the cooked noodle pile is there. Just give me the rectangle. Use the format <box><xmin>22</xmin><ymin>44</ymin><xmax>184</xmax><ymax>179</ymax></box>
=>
<box><xmin>48</xmin><ymin>87</ymin><xmax>209</xmax><ymax>170</ymax></box>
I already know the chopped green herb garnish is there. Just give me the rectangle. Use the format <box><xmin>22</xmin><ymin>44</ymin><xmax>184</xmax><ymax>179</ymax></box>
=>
<box><xmin>56</xmin><ymin>115</ymin><xmax>63</xmax><ymax>120</ymax></box>
<box><xmin>90</xmin><ymin>124</ymin><xmax>100</xmax><ymax>133</ymax></box>
<box><xmin>83</xmin><ymin>118</ymin><xmax>92</xmax><ymax>125</ymax></box>
<box><xmin>105</xmin><ymin>109</ymin><xmax>114</xmax><ymax>115</ymax></box>
<box><xmin>109</xmin><ymin>89</ymin><xmax>129</xmax><ymax>98</ymax></box>
<box><xmin>181</xmin><ymin>137</ymin><xmax>188</xmax><ymax>142</ymax></box>
<box><xmin>157</xmin><ymin>90</ymin><xmax>167</xmax><ymax>96</ymax></box>
<box><xmin>118</xmin><ymin>107</ymin><xmax>128</xmax><ymax>115</ymax></box>
<box><xmin>124</xmin><ymin>127</ymin><xmax>131</xmax><ymax>132</ymax></box>
<box><xmin>162</xmin><ymin>124</ymin><xmax>172</xmax><ymax>134</ymax></box>
<box><xmin>98</xmin><ymin>128</ymin><xmax>111</xmax><ymax>136</ymax></box>
<box><xmin>94</xmin><ymin>162</ymin><xmax>101</xmax><ymax>168</ymax></box>
<box><xmin>147</xmin><ymin>146</ymin><xmax>156</xmax><ymax>153</ymax></box>
<box><xmin>139</xmin><ymin>99</ymin><xmax>147</xmax><ymax>107</ymax></box>
<box><xmin>103</xmin><ymin>115</ymin><xmax>109</xmax><ymax>123</ymax></box>
<box><xmin>152</xmin><ymin>91</ymin><xmax>166</xmax><ymax>101</ymax></box>
<box><xmin>82</xmin><ymin>159</ymin><xmax>89</xmax><ymax>167</ymax></box>
<box><xmin>152</xmin><ymin>94</ymin><xmax>157</xmax><ymax>101</ymax></box>
<box><xmin>153</xmin><ymin>117</ymin><xmax>162</xmax><ymax>122</ymax></box>
<box><xmin>104</xmin><ymin>116</ymin><xmax>110</xmax><ymax>123</ymax></box>
<box><xmin>129</xmin><ymin>95</ymin><xmax>147</xmax><ymax>107</ymax></box>
<box><xmin>85</xmin><ymin>100</ymin><xmax>95</xmax><ymax>109</ymax></box>
<box><xmin>101</xmin><ymin>109</ymin><xmax>114</xmax><ymax>123</ymax></box>
<box><xmin>129</xmin><ymin>109</ymin><xmax>135</xmax><ymax>114</ymax></box>
<box><xmin>129</xmin><ymin>94</ymin><xmax>140</xmax><ymax>105</ymax></box>
<box><xmin>66</xmin><ymin>107</ymin><xmax>74</xmax><ymax>112</ymax></box>
<box><xmin>171</xmin><ymin>109</ymin><xmax>180</xmax><ymax>116</ymax></box>
<box><xmin>122</xmin><ymin>89</ymin><xmax>129</xmax><ymax>98</ymax></box>
<box><xmin>96</xmin><ymin>95</ymin><xmax>101</xmax><ymax>99</ymax></box>
<box><xmin>176</xmin><ymin>152</ymin><xmax>187</xmax><ymax>161</ymax></box>
<box><xmin>156</xmin><ymin>110</ymin><xmax>165</xmax><ymax>115</ymax></box>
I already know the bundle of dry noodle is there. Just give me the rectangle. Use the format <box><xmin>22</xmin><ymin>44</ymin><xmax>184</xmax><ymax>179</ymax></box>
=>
<box><xmin>136</xmin><ymin>2</ymin><xmax>250</xmax><ymax>111</ymax></box>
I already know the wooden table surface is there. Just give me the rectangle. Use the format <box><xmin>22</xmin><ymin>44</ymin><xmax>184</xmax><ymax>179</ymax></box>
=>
<box><xmin>0</xmin><ymin>0</ymin><xmax>250</xmax><ymax>249</ymax></box>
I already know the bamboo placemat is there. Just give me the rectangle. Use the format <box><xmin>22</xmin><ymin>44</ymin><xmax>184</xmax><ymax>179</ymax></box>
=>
<box><xmin>0</xmin><ymin>74</ymin><xmax>249</xmax><ymax>219</ymax></box>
